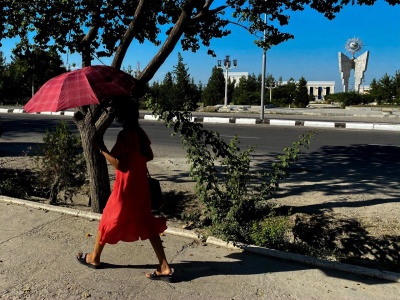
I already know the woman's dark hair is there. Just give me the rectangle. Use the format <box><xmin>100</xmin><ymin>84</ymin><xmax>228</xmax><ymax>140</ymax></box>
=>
<box><xmin>113</xmin><ymin>99</ymin><xmax>139</xmax><ymax>130</ymax></box>
<box><xmin>113</xmin><ymin>99</ymin><xmax>147</xmax><ymax>157</ymax></box>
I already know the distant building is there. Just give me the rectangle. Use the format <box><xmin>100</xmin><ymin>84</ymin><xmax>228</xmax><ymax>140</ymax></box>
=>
<box><xmin>224</xmin><ymin>73</ymin><xmax>336</xmax><ymax>101</ymax></box>
<box><xmin>224</xmin><ymin>72</ymin><xmax>249</xmax><ymax>87</ymax></box>
<box><xmin>278</xmin><ymin>80</ymin><xmax>335</xmax><ymax>101</ymax></box>
<box><xmin>307</xmin><ymin>81</ymin><xmax>336</xmax><ymax>101</ymax></box>
<box><xmin>359</xmin><ymin>85</ymin><xmax>370</xmax><ymax>94</ymax></box>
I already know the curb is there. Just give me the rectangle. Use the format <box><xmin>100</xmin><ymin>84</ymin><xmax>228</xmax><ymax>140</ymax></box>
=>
<box><xmin>1</xmin><ymin>108</ymin><xmax>400</xmax><ymax>131</ymax></box>
<box><xmin>206</xmin><ymin>237</ymin><xmax>400</xmax><ymax>283</ymax></box>
<box><xmin>1</xmin><ymin>195</ymin><xmax>399</xmax><ymax>283</ymax></box>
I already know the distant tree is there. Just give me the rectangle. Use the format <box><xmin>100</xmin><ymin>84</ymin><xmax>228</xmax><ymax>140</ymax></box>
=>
<box><xmin>325</xmin><ymin>91</ymin><xmax>366</xmax><ymax>108</ymax></box>
<box><xmin>293</xmin><ymin>77</ymin><xmax>310</xmax><ymax>108</ymax></box>
<box><xmin>190</xmin><ymin>78</ymin><xmax>202</xmax><ymax>109</ymax></box>
<box><xmin>232</xmin><ymin>73</ymin><xmax>261</xmax><ymax>105</ymax></box>
<box><xmin>378</xmin><ymin>74</ymin><xmax>394</xmax><ymax>103</ymax></box>
<box><xmin>150</xmin><ymin>53</ymin><xmax>199</xmax><ymax>111</ymax></box>
<box><xmin>369</xmin><ymin>78</ymin><xmax>380</xmax><ymax>103</ymax></box>
<box><xmin>202</xmin><ymin>66</ymin><xmax>225</xmax><ymax>106</ymax></box>
<box><xmin>0</xmin><ymin>43</ymin><xmax>66</xmax><ymax>104</ymax></box>
<box><xmin>11</xmin><ymin>40</ymin><xmax>66</xmax><ymax>97</ymax></box>
<box><xmin>0</xmin><ymin>51</ymin><xmax>6</xmax><ymax>102</ymax></box>
<box><xmin>369</xmin><ymin>72</ymin><xmax>399</xmax><ymax>104</ymax></box>
<box><xmin>393</xmin><ymin>71</ymin><xmax>400</xmax><ymax>103</ymax></box>
<box><xmin>173</xmin><ymin>53</ymin><xmax>198</xmax><ymax>110</ymax></box>
<box><xmin>157</xmin><ymin>72</ymin><xmax>175</xmax><ymax>109</ymax></box>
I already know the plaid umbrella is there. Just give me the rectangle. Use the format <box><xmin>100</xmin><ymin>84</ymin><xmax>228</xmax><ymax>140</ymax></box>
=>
<box><xmin>24</xmin><ymin>65</ymin><xmax>137</xmax><ymax>113</ymax></box>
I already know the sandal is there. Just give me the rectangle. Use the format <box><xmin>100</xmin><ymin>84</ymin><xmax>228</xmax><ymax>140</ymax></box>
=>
<box><xmin>146</xmin><ymin>269</ymin><xmax>174</xmax><ymax>283</ymax></box>
<box><xmin>76</xmin><ymin>253</ymin><xmax>101</xmax><ymax>269</ymax></box>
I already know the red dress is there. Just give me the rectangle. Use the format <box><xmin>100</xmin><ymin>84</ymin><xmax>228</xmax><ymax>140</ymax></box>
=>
<box><xmin>98</xmin><ymin>128</ymin><xmax>167</xmax><ymax>245</ymax></box>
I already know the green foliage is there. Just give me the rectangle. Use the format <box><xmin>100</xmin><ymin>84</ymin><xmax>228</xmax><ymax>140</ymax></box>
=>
<box><xmin>34</xmin><ymin>121</ymin><xmax>86</xmax><ymax>204</ymax></box>
<box><xmin>147</xmin><ymin>100</ymin><xmax>315</xmax><ymax>244</ymax></box>
<box><xmin>249</xmin><ymin>209</ymin><xmax>291</xmax><ymax>249</ymax></box>
<box><xmin>325</xmin><ymin>92</ymin><xmax>366</xmax><ymax>108</ymax></box>
<box><xmin>202</xmin><ymin>66</ymin><xmax>225</xmax><ymax>106</ymax></box>
<box><xmin>293</xmin><ymin>77</ymin><xmax>310</xmax><ymax>108</ymax></box>
<box><xmin>0</xmin><ymin>172</ymin><xmax>28</xmax><ymax>198</ymax></box>
<box><xmin>232</xmin><ymin>73</ymin><xmax>261</xmax><ymax>105</ymax></box>
<box><xmin>0</xmin><ymin>43</ymin><xmax>66</xmax><ymax>104</ymax></box>
<box><xmin>149</xmin><ymin>53</ymin><xmax>200</xmax><ymax>111</ymax></box>
<box><xmin>369</xmin><ymin>71</ymin><xmax>400</xmax><ymax>104</ymax></box>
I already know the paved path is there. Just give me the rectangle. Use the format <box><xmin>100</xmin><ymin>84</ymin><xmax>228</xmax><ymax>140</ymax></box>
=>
<box><xmin>0</xmin><ymin>197</ymin><xmax>399</xmax><ymax>299</ymax></box>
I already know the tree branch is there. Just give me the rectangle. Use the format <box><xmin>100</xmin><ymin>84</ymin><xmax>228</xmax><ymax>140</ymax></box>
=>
<box><xmin>138</xmin><ymin>0</ymin><xmax>197</xmax><ymax>83</ymax></box>
<box><xmin>192</xmin><ymin>3</ymin><xmax>227</xmax><ymax>21</ymax></box>
<box><xmin>81</xmin><ymin>9</ymin><xmax>100</xmax><ymax>67</ymax></box>
<box><xmin>112</xmin><ymin>0</ymin><xmax>146</xmax><ymax>70</ymax></box>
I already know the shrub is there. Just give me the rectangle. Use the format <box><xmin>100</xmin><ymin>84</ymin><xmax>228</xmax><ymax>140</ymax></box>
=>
<box><xmin>146</xmin><ymin>99</ymin><xmax>315</xmax><ymax>245</ymax></box>
<box><xmin>34</xmin><ymin>121</ymin><xmax>86</xmax><ymax>204</ymax></box>
<box><xmin>0</xmin><ymin>172</ymin><xmax>28</xmax><ymax>198</ymax></box>
<box><xmin>249</xmin><ymin>209</ymin><xmax>291</xmax><ymax>249</ymax></box>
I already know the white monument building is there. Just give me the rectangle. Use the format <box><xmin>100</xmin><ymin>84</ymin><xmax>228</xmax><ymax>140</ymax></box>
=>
<box><xmin>339</xmin><ymin>37</ymin><xmax>369</xmax><ymax>93</ymax></box>
<box><xmin>225</xmin><ymin>72</ymin><xmax>249</xmax><ymax>87</ymax></box>
<box><xmin>226</xmin><ymin>72</ymin><xmax>335</xmax><ymax>101</ymax></box>
<box><xmin>307</xmin><ymin>81</ymin><xmax>335</xmax><ymax>101</ymax></box>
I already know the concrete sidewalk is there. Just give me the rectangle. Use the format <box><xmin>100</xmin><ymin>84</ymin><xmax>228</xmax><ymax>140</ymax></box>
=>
<box><xmin>1</xmin><ymin>197</ymin><xmax>399</xmax><ymax>299</ymax></box>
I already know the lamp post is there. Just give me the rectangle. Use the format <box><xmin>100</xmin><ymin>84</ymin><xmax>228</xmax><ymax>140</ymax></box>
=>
<box><xmin>260</xmin><ymin>12</ymin><xmax>267</xmax><ymax>120</ymax></box>
<box><xmin>218</xmin><ymin>55</ymin><xmax>237</xmax><ymax>107</ymax></box>
<box><xmin>266</xmin><ymin>81</ymin><xmax>276</xmax><ymax>103</ymax></box>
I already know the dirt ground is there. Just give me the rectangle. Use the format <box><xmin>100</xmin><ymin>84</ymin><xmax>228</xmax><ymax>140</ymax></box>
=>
<box><xmin>3</xmin><ymin>154</ymin><xmax>400</xmax><ymax>238</ymax></box>
<box><xmin>2</xmin><ymin>155</ymin><xmax>399</xmax><ymax>271</ymax></box>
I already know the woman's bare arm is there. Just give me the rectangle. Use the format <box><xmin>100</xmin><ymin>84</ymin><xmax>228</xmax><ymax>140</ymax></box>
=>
<box><xmin>100</xmin><ymin>149</ymin><xmax>120</xmax><ymax>170</ymax></box>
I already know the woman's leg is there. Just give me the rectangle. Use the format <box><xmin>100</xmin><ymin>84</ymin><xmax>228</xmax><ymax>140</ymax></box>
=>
<box><xmin>77</xmin><ymin>230</ymin><xmax>104</xmax><ymax>266</ymax></box>
<box><xmin>147</xmin><ymin>235</ymin><xmax>172</xmax><ymax>276</ymax></box>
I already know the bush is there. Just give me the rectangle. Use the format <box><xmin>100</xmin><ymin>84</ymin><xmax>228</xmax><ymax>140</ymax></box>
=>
<box><xmin>325</xmin><ymin>92</ymin><xmax>366</xmax><ymax>108</ymax></box>
<box><xmin>0</xmin><ymin>172</ymin><xmax>28</xmax><ymax>198</ymax></box>
<box><xmin>34</xmin><ymin>121</ymin><xmax>86</xmax><ymax>204</ymax></box>
<box><xmin>249</xmin><ymin>209</ymin><xmax>291</xmax><ymax>249</ymax></box>
<box><xmin>148</xmin><ymin>102</ymin><xmax>315</xmax><ymax>245</ymax></box>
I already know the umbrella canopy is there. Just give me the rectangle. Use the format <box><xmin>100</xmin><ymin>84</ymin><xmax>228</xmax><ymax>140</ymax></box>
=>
<box><xmin>24</xmin><ymin>65</ymin><xmax>137</xmax><ymax>113</ymax></box>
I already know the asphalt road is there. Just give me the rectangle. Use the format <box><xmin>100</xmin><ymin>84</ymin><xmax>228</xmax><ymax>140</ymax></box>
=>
<box><xmin>2</xmin><ymin>113</ymin><xmax>399</xmax><ymax>197</ymax></box>
<box><xmin>1</xmin><ymin>113</ymin><xmax>399</xmax><ymax>159</ymax></box>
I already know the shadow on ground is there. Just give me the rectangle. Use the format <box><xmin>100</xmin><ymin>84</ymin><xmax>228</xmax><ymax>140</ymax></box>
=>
<box><xmin>251</xmin><ymin>143</ymin><xmax>400</xmax><ymax>272</ymax></box>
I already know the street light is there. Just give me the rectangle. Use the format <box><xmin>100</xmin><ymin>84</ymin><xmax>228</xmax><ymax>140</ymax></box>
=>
<box><xmin>218</xmin><ymin>55</ymin><xmax>237</xmax><ymax>107</ymax></box>
<box><xmin>260</xmin><ymin>12</ymin><xmax>267</xmax><ymax>120</ymax></box>
<box><xmin>266</xmin><ymin>81</ymin><xmax>277</xmax><ymax>103</ymax></box>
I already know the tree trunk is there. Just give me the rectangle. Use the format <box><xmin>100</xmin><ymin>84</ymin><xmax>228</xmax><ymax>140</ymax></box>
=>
<box><xmin>74</xmin><ymin>106</ymin><xmax>113</xmax><ymax>213</ymax></box>
<box><xmin>76</xmin><ymin>31</ymin><xmax>114</xmax><ymax>213</ymax></box>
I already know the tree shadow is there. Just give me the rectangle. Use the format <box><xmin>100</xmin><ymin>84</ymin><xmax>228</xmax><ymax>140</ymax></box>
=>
<box><xmin>253</xmin><ymin>144</ymin><xmax>400</xmax><ymax>200</ymax></box>
<box><xmin>251</xmin><ymin>144</ymin><xmax>400</xmax><ymax>272</ymax></box>
<box><xmin>292</xmin><ymin>214</ymin><xmax>400</xmax><ymax>272</ymax></box>
<box><xmin>158</xmin><ymin>190</ymin><xmax>199</xmax><ymax>220</ymax></box>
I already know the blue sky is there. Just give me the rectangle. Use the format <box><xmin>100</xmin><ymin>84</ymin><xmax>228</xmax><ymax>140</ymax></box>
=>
<box><xmin>1</xmin><ymin>1</ymin><xmax>399</xmax><ymax>93</ymax></box>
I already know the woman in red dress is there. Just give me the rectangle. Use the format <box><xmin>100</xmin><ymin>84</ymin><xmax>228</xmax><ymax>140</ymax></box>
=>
<box><xmin>77</xmin><ymin>100</ymin><xmax>173</xmax><ymax>282</ymax></box>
